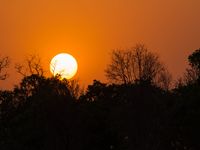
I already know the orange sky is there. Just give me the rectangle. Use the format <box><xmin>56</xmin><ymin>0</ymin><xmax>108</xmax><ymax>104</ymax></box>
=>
<box><xmin>1</xmin><ymin>0</ymin><xmax>200</xmax><ymax>89</ymax></box>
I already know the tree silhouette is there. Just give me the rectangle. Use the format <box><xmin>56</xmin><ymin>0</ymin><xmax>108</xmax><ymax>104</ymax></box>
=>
<box><xmin>170</xmin><ymin>48</ymin><xmax>200</xmax><ymax>150</ymax></box>
<box><xmin>1</xmin><ymin>47</ymin><xmax>200</xmax><ymax>150</ymax></box>
<box><xmin>177</xmin><ymin>49</ymin><xmax>200</xmax><ymax>86</ymax></box>
<box><xmin>186</xmin><ymin>48</ymin><xmax>200</xmax><ymax>83</ymax></box>
<box><xmin>105</xmin><ymin>43</ymin><xmax>172</xmax><ymax>89</ymax></box>
<box><xmin>188</xmin><ymin>48</ymin><xmax>200</xmax><ymax>75</ymax></box>
<box><xmin>0</xmin><ymin>74</ymin><xmax>75</xmax><ymax>150</ymax></box>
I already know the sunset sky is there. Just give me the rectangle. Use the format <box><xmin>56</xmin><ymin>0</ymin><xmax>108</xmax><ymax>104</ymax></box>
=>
<box><xmin>1</xmin><ymin>0</ymin><xmax>200</xmax><ymax>89</ymax></box>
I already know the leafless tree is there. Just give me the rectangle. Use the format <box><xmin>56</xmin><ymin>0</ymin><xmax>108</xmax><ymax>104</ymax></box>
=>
<box><xmin>0</xmin><ymin>56</ymin><xmax>10</xmax><ymax>80</ymax></box>
<box><xmin>105</xmin><ymin>43</ymin><xmax>172</xmax><ymax>89</ymax></box>
<box><xmin>15</xmin><ymin>54</ymin><xmax>44</xmax><ymax>77</ymax></box>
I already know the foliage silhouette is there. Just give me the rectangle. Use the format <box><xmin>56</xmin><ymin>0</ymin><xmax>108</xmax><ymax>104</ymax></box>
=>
<box><xmin>177</xmin><ymin>49</ymin><xmax>200</xmax><ymax>86</ymax></box>
<box><xmin>0</xmin><ymin>48</ymin><xmax>200</xmax><ymax>150</ymax></box>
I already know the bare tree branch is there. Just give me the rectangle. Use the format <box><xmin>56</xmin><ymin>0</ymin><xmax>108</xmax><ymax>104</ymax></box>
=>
<box><xmin>105</xmin><ymin>43</ymin><xmax>172</xmax><ymax>89</ymax></box>
<box><xmin>15</xmin><ymin>54</ymin><xmax>44</xmax><ymax>77</ymax></box>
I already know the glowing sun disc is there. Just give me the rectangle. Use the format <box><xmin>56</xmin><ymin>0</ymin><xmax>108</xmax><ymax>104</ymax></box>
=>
<box><xmin>50</xmin><ymin>53</ymin><xmax>78</xmax><ymax>79</ymax></box>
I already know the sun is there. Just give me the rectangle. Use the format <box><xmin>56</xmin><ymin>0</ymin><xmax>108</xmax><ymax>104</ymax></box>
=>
<box><xmin>50</xmin><ymin>53</ymin><xmax>78</xmax><ymax>79</ymax></box>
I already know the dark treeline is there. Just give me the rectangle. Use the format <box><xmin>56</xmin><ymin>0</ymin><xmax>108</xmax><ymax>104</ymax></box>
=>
<box><xmin>0</xmin><ymin>46</ymin><xmax>200</xmax><ymax>150</ymax></box>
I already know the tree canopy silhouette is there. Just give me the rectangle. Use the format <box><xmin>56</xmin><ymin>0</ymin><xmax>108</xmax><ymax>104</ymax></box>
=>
<box><xmin>188</xmin><ymin>48</ymin><xmax>200</xmax><ymax>75</ymax></box>
<box><xmin>177</xmin><ymin>49</ymin><xmax>200</xmax><ymax>86</ymax></box>
<box><xmin>1</xmin><ymin>47</ymin><xmax>200</xmax><ymax>150</ymax></box>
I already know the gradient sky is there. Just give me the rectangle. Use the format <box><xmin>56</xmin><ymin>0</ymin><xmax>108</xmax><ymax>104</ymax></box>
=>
<box><xmin>1</xmin><ymin>0</ymin><xmax>200</xmax><ymax>89</ymax></box>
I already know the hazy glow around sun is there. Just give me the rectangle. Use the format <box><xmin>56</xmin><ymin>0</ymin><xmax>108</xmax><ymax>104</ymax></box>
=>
<box><xmin>50</xmin><ymin>53</ymin><xmax>78</xmax><ymax>79</ymax></box>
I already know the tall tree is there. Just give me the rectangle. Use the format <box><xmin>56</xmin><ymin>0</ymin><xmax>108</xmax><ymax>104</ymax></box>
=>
<box><xmin>105</xmin><ymin>44</ymin><xmax>171</xmax><ymax>89</ymax></box>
